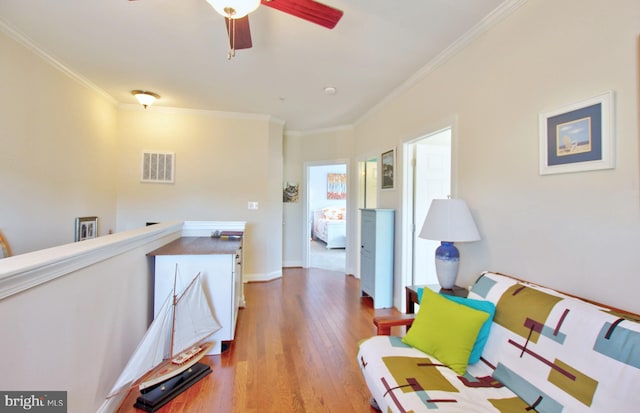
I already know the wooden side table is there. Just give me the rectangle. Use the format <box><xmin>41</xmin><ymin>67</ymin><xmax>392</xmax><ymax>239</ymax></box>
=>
<box><xmin>405</xmin><ymin>284</ymin><xmax>468</xmax><ymax>314</ymax></box>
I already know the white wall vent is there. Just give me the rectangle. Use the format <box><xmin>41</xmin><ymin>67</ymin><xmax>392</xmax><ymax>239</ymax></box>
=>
<box><xmin>141</xmin><ymin>152</ymin><xmax>175</xmax><ymax>183</ymax></box>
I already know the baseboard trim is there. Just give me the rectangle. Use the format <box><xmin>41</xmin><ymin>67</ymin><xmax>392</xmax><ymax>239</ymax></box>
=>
<box><xmin>245</xmin><ymin>270</ymin><xmax>282</xmax><ymax>283</ymax></box>
<box><xmin>283</xmin><ymin>260</ymin><xmax>303</xmax><ymax>267</ymax></box>
<box><xmin>97</xmin><ymin>393</ymin><xmax>126</xmax><ymax>413</ymax></box>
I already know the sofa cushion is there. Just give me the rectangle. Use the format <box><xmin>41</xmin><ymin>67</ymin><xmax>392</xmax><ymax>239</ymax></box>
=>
<box><xmin>468</xmin><ymin>271</ymin><xmax>640</xmax><ymax>412</ymax></box>
<box><xmin>402</xmin><ymin>287</ymin><xmax>489</xmax><ymax>374</ymax></box>
<box><xmin>358</xmin><ymin>335</ymin><xmax>519</xmax><ymax>412</ymax></box>
<box><xmin>442</xmin><ymin>295</ymin><xmax>496</xmax><ymax>364</ymax></box>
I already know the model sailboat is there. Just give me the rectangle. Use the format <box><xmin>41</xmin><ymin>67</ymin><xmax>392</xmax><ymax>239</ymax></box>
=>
<box><xmin>108</xmin><ymin>268</ymin><xmax>221</xmax><ymax>398</ymax></box>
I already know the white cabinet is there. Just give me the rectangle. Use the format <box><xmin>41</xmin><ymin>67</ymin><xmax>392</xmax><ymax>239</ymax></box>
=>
<box><xmin>360</xmin><ymin>209</ymin><xmax>394</xmax><ymax>309</ymax></box>
<box><xmin>149</xmin><ymin>236</ymin><xmax>244</xmax><ymax>355</ymax></box>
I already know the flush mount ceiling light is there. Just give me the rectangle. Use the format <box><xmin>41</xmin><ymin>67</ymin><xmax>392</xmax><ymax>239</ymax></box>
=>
<box><xmin>324</xmin><ymin>86</ymin><xmax>337</xmax><ymax>95</ymax></box>
<box><xmin>131</xmin><ymin>90</ymin><xmax>160</xmax><ymax>109</ymax></box>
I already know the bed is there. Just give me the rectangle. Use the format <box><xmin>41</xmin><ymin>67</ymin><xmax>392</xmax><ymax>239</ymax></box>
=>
<box><xmin>312</xmin><ymin>207</ymin><xmax>346</xmax><ymax>249</ymax></box>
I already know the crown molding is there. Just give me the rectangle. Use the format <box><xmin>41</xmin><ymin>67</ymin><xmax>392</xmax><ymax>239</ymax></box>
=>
<box><xmin>119</xmin><ymin>102</ymin><xmax>286</xmax><ymax>123</ymax></box>
<box><xmin>355</xmin><ymin>0</ymin><xmax>528</xmax><ymax>128</ymax></box>
<box><xmin>285</xmin><ymin>124</ymin><xmax>354</xmax><ymax>137</ymax></box>
<box><xmin>0</xmin><ymin>17</ymin><xmax>118</xmax><ymax>106</ymax></box>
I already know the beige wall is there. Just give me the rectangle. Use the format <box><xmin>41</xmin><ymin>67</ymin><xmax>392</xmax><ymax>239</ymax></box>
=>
<box><xmin>116</xmin><ymin>108</ymin><xmax>284</xmax><ymax>280</ymax></box>
<box><xmin>0</xmin><ymin>26</ymin><xmax>284</xmax><ymax>281</ymax></box>
<box><xmin>282</xmin><ymin>127</ymin><xmax>355</xmax><ymax>270</ymax></box>
<box><xmin>0</xmin><ymin>30</ymin><xmax>118</xmax><ymax>254</ymax></box>
<box><xmin>354</xmin><ymin>0</ymin><xmax>640</xmax><ymax>312</ymax></box>
<box><xmin>0</xmin><ymin>29</ymin><xmax>284</xmax><ymax>281</ymax></box>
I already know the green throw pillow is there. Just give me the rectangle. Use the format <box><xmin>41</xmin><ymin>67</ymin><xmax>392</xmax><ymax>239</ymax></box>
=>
<box><xmin>402</xmin><ymin>287</ymin><xmax>489</xmax><ymax>374</ymax></box>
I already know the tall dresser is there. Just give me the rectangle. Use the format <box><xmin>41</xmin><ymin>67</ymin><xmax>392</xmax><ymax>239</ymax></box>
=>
<box><xmin>360</xmin><ymin>208</ymin><xmax>394</xmax><ymax>308</ymax></box>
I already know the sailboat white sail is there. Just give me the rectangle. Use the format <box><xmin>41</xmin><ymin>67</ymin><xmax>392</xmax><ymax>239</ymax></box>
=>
<box><xmin>107</xmin><ymin>270</ymin><xmax>221</xmax><ymax>398</ymax></box>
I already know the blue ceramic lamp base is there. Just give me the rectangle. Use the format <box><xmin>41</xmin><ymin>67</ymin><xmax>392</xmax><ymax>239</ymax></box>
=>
<box><xmin>434</xmin><ymin>241</ymin><xmax>460</xmax><ymax>289</ymax></box>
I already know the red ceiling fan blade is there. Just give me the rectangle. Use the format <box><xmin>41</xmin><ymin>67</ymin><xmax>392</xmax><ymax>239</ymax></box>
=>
<box><xmin>261</xmin><ymin>0</ymin><xmax>343</xmax><ymax>29</ymax></box>
<box><xmin>225</xmin><ymin>15</ymin><xmax>253</xmax><ymax>50</ymax></box>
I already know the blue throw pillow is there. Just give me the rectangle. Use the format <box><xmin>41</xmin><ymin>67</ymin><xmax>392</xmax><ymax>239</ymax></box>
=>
<box><xmin>441</xmin><ymin>295</ymin><xmax>495</xmax><ymax>364</ymax></box>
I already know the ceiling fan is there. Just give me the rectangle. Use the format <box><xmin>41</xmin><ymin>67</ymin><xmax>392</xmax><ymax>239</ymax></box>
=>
<box><xmin>130</xmin><ymin>0</ymin><xmax>344</xmax><ymax>59</ymax></box>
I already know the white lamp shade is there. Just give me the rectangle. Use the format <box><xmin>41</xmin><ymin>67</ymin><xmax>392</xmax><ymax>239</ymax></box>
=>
<box><xmin>206</xmin><ymin>0</ymin><xmax>261</xmax><ymax>18</ymax></box>
<box><xmin>419</xmin><ymin>199</ymin><xmax>480</xmax><ymax>242</ymax></box>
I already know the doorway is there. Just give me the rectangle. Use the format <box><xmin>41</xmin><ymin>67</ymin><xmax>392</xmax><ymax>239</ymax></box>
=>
<box><xmin>306</xmin><ymin>162</ymin><xmax>347</xmax><ymax>272</ymax></box>
<box><xmin>406</xmin><ymin>128</ymin><xmax>452</xmax><ymax>286</ymax></box>
<box><xmin>358</xmin><ymin>158</ymin><xmax>378</xmax><ymax>210</ymax></box>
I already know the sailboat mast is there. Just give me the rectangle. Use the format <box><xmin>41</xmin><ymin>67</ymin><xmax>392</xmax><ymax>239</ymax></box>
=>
<box><xmin>169</xmin><ymin>264</ymin><xmax>179</xmax><ymax>360</ymax></box>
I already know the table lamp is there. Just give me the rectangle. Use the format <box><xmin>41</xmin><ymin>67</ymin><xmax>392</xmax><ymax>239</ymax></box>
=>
<box><xmin>419</xmin><ymin>198</ymin><xmax>480</xmax><ymax>289</ymax></box>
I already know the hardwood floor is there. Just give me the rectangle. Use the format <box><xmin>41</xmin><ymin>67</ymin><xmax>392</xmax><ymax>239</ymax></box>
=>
<box><xmin>117</xmin><ymin>267</ymin><xmax>402</xmax><ymax>412</ymax></box>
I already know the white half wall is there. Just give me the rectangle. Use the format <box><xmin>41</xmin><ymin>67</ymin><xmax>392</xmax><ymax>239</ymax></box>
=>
<box><xmin>0</xmin><ymin>222</ymin><xmax>183</xmax><ymax>413</ymax></box>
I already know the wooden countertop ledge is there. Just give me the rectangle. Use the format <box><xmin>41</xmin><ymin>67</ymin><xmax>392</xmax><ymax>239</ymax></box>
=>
<box><xmin>147</xmin><ymin>236</ymin><xmax>242</xmax><ymax>256</ymax></box>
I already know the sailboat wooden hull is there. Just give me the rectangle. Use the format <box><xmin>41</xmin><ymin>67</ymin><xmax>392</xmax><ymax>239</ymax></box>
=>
<box><xmin>139</xmin><ymin>341</ymin><xmax>215</xmax><ymax>392</ymax></box>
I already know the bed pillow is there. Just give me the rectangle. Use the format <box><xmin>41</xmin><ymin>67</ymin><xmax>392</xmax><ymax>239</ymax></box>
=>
<box><xmin>322</xmin><ymin>207</ymin><xmax>345</xmax><ymax>220</ymax></box>
<box><xmin>402</xmin><ymin>287</ymin><xmax>489</xmax><ymax>374</ymax></box>
<box><xmin>441</xmin><ymin>295</ymin><xmax>495</xmax><ymax>364</ymax></box>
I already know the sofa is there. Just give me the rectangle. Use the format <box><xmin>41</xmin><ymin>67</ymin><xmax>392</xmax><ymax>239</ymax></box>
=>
<box><xmin>357</xmin><ymin>271</ymin><xmax>640</xmax><ymax>412</ymax></box>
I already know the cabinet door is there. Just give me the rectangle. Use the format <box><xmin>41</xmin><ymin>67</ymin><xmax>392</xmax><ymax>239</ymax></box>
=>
<box><xmin>154</xmin><ymin>254</ymin><xmax>234</xmax><ymax>354</ymax></box>
<box><xmin>231</xmin><ymin>248</ymin><xmax>242</xmax><ymax>339</ymax></box>
<box><xmin>359</xmin><ymin>209</ymin><xmax>394</xmax><ymax>309</ymax></box>
<box><xmin>360</xmin><ymin>250</ymin><xmax>374</xmax><ymax>295</ymax></box>
<box><xmin>360</xmin><ymin>210</ymin><xmax>376</xmax><ymax>295</ymax></box>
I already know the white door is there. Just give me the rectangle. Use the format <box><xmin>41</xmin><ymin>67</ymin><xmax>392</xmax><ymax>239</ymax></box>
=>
<box><xmin>412</xmin><ymin>130</ymin><xmax>451</xmax><ymax>285</ymax></box>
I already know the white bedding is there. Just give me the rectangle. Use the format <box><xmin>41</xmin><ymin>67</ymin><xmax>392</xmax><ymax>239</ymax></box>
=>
<box><xmin>312</xmin><ymin>207</ymin><xmax>346</xmax><ymax>249</ymax></box>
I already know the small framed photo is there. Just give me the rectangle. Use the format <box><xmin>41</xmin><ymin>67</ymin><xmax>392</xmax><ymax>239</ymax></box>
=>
<box><xmin>381</xmin><ymin>148</ymin><xmax>395</xmax><ymax>190</ymax></box>
<box><xmin>539</xmin><ymin>91</ymin><xmax>614</xmax><ymax>175</ymax></box>
<box><xmin>75</xmin><ymin>216</ymin><xmax>98</xmax><ymax>241</ymax></box>
<box><xmin>283</xmin><ymin>181</ymin><xmax>299</xmax><ymax>203</ymax></box>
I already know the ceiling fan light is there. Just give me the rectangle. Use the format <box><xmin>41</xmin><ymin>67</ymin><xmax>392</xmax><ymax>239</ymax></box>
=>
<box><xmin>207</xmin><ymin>0</ymin><xmax>261</xmax><ymax>19</ymax></box>
<box><xmin>131</xmin><ymin>90</ymin><xmax>160</xmax><ymax>108</ymax></box>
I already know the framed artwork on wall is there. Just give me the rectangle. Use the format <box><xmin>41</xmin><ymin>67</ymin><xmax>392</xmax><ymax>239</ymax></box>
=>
<box><xmin>75</xmin><ymin>216</ymin><xmax>98</xmax><ymax>241</ymax></box>
<box><xmin>381</xmin><ymin>148</ymin><xmax>395</xmax><ymax>190</ymax></box>
<box><xmin>539</xmin><ymin>91</ymin><xmax>614</xmax><ymax>175</ymax></box>
<box><xmin>327</xmin><ymin>173</ymin><xmax>346</xmax><ymax>200</ymax></box>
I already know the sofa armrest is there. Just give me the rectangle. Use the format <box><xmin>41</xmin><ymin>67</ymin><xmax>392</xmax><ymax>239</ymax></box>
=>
<box><xmin>373</xmin><ymin>314</ymin><xmax>415</xmax><ymax>335</ymax></box>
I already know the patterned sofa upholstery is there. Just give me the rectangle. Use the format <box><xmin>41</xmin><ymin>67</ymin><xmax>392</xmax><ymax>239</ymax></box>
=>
<box><xmin>357</xmin><ymin>272</ymin><xmax>640</xmax><ymax>412</ymax></box>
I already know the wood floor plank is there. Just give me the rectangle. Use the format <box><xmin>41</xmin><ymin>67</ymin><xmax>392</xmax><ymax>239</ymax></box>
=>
<box><xmin>116</xmin><ymin>267</ymin><xmax>400</xmax><ymax>412</ymax></box>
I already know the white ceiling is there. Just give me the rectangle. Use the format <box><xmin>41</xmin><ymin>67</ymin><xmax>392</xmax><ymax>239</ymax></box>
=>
<box><xmin>0</xmin><ymin>0</ymin><xmax>517</xmax><ymax>131</ymax></box>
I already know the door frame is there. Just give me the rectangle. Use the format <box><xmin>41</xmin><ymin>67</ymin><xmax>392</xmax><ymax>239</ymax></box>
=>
<box><xmin>401</xmin><ymin>119</ymin><xmax>458</xmax><ymax>310</ymax></box>
<box><xmin>303</xmin><ymin>159</ymin><xmax>350</xmax><ymax>269</ymax></box>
